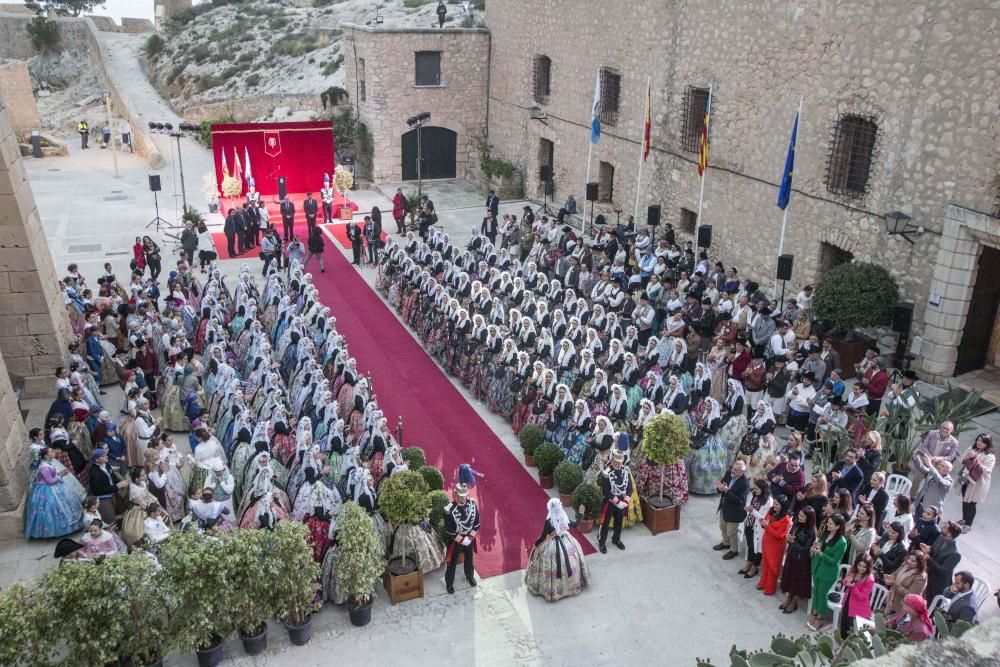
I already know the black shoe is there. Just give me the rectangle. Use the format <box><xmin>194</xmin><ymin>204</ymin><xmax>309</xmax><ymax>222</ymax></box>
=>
<box><xmin>613</xmin><ymin>540</ymin><xmax>625</xmax><ymax>551</ymax></box>
<box><xmin>467</xmin><ymin>578</ymin><xmax>477</xmax><ymax>587</ymax></box>
<box><xmin>712</xmin><ymin>543</ymin><xmax>728</xmax><ymax>551</ymax></box>
<box><xmin>723</xmin><ymin>551</ymin><xmax>739</xmax><ymax>560</ymax></box>
<box><xmin>99</xmin><ymin>390</ymin><xmax>107</xmax><ymax>395</ymax></box>
<box><xmin>598</xmin><ymin>542</ymin><xmax>607</xmax><ymax>554</ymax></box>
<box><xmin>447</xmin><ymin>585</ymin><xmax>454</xmax><ymax>594</ymax></box>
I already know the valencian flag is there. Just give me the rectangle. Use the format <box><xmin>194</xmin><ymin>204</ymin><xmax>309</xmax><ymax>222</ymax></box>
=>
<box><xmin>244</xmin><ymin>146</ymin><xmax>254</xmax><ymax>189</ymax></box>
<box><xmin>221</xmin><ymin>150</ymin><xmax>230</xmax><ymax>178</ymax></box>
<box><xmin>641</xmin><ymin>80</ymin><xmax>651</xmax><ymax>160</ymax></box>
<box><xmin>697</xmin><ymin>102</ymin><xmax>709</xmax><ymax>178</ymax></box>
<box><xmin>777</xmin><ymin>109</ymin><xmax>799</xmax><ymax>210</ymax></box>
<box><xmin>233</xmin><ymin>146</ymin><xmax>243</xmax><ymax>187</ymax></box>
<box><xmin>590</xmin><ymin>71</ymin><xmax>602</xmax><ymax>144</ymax></box>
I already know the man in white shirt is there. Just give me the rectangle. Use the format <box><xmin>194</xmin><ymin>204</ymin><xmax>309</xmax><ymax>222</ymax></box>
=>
<box><xmin>796</xmin><ymin>285</ymin><xmax>813</xmax><ymax>316</ymax></box>
<box><xmin>786</xmin><ymin>371</ymin><xmax>817</xmax><ymax>432</ymax></box>
<box><xmin>768</xmin><ymin>322</ymin><xmax>791</xmax><ymax>359</ymax></box>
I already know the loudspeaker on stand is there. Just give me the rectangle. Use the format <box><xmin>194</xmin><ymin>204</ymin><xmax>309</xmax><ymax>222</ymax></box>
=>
<box><xmin>148</xmin><ymin>175</ymin><xmax>161</xmax><ymax>192</ymax></box>
<box><xmin>697</xmin><ymin>224</ymin><xmax>712</xmax><ymax>248</ymax></box>
<box><xmin>776</xmin><ymin>254</ymin><xmax>794</xmax><ymax>282</ymax></box>
<box><xmin>585</xmin><ymin>182</ymin><xmax>598</xmax><ymax>202</ymax></box>
<box><xmin>647</xmin><ymin>205</ymin><xmax>661</xmax><ymax>227</ymax></box>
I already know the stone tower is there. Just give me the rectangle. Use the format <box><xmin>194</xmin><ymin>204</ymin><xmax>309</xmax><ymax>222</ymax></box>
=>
<box><xmin>153</xmin><ymin>0</ymin><xmax>193</xmax><ymax>31</ymax></box>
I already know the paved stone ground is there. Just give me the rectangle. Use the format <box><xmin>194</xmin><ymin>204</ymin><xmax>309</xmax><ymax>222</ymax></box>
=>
<box><xmin>3</xmin><ymin>34</ymin><xmax>998</xmax><ymax>664</ymax></box>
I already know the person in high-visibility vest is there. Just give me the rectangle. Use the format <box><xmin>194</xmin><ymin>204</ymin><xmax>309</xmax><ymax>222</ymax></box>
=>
<box><xmin>78</xmin><ymin>120</ymin><xmax>89</xmax><ymax>149</ymax></box>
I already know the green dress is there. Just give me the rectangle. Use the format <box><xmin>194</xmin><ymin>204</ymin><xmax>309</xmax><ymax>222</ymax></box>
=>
<box><xmin>810</xmin><ymin>535</ymin><xmax>847</xmax><ymax>614</ymax></box>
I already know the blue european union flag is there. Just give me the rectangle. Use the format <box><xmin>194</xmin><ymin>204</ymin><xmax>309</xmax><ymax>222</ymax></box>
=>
<box><xmin>777</xmin><ymin>111</ymin><xmax>799</xmax><ymax>210</ymax></box>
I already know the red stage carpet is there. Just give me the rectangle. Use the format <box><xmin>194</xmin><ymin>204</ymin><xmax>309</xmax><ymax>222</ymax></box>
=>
<box><xmin>311</xmin><ymin>232</ymin><xmax>596</xmax><ymax>577</ymax></box>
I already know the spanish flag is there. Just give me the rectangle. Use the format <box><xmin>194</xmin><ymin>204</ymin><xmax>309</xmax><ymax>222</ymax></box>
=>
<box><xmin>697</xmin><ymin>109</ymin><xmax>709</xmax><ymax>178</ymax></box>
<box><xmin>641</xmin><ymin>80</ymin><xmax>651</xmax><ymax>161</ymax></box>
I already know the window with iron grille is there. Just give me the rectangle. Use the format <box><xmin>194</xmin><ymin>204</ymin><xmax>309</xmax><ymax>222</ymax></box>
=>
<box><xmin>358</xmin><ymin>57</ymin><xmax>366</xmax><ymax>101</ymax></box>
<box><xmin>599</xmin><ymin>66</ymin><xmax>621</xmax><ymax>126</ymax></box>
<box><xmin>598</xmin><ymin>161</ymin><xmax>615</xmax><ymax>203</ymax></box>
<box><xmin>826</xmin><ymin>114</ymin><xmax>879</xmax><ymax>196</ymax></box>
<box><xmin>680</xmin><ymin>208</ymin><xmax>697</xmax><ymax>234</ymax></box>
<box><xmin>533</xmin><ymin>55</ymin><xmax>551</xmax><ymax>104</ymax></box>
<box><xmin>415</xmin><ymin>51</ymin><xmax>441</xmax><ymax>86</ymax></box>
<box><xmin>681</xmin><ymin>86</ymin><xmax>710</xmax><ymax>153</ymax></box>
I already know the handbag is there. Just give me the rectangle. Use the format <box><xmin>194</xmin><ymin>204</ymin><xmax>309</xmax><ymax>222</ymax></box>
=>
<box><xmin>827</xmin><ymin>590</ymin><xmax>843</xmax><ymax>604</ymax></box>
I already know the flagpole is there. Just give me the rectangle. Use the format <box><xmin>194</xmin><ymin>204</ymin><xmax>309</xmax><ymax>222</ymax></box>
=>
<box><xmin>777</xmin><ymin>95</ymin><xmax>803</xmax><ymax>258</ymax></box>
<box><xmin>694</xmin><ymin>83</ymin><xmax>713</xmax><ymax>247</ymax></box>
<box><xmin>632</xmin><ymin>76</ymin><xmax>651</xmax><ymax>231</ymax></box>
<box><xmin>584</xmin><ymin>142</ymin><xmax>594</xmax><ymax>235</ymax></box>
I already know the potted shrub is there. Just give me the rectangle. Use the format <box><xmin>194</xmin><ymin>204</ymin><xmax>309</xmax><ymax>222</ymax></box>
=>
<box><xmin>534</xmin><ymin>442</ymin><xmax>565</xmax><ymax>489</ymax></box>
<box><xmin>267</xmin><ymin>521</ymin><xmax>321</xmax><ymax>645</ymax></box>
<box><xmin>519</xmin><ymin>423</ymin><xmax>544</xmax><ymax>467</ymax></box>
<box><xmin>158</xmin><ymin>532</ymin><xmax>236</xmax><ymax>667</ymax></box>
<box><xmin>427</xmin><ymin>489</ymin><xmax>451</xmax><ymax>537</ymax></box>
<box><xmin>417</xmin><ymin>465</ymin><xmax>445</xmax><ymax>491</ymax></box>
<box><xmin>401</xmin><ymin>445</ymin><xmax>427</xmax><ymax>470</ymax></box>
<box><xmin>812</xmin><ymin>262</ymin><xmax>897</xmax><ymax>379</ymax></box>
<box><xmin>572</xmin><ymin>482</ymin><xmax>603</xmax><ymax>533</ymax></box>
<box><xmin>227</xmin><ymin>529</ymin><xmax>275</xmax><ymax>655</ymax></box>
<box><xmin>379</xmin><ymin>471</ymin><xmax>437</xmax><ymax>601</ymax></box>
<box><xmin>0</xmin><ymin>581</ymin><xmax>51</xmax><ymax>665</ymax></box>
<box><xmin>640</xmin><ymin>412</ymin><xmax>692</xmax><ymax>535</ymax></box>
<box><xmin>337</xmin><ymin>501</ymin><xmax>386</xmax><ymax>626</ymax></box>
<box><xmin>553</xmin><ymin>460</ymin><xmax>583</xmax><ymax>506</ymax></box>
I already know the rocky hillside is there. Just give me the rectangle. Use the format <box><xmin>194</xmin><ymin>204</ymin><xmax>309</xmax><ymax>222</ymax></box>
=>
<box><xmin>145</xmin><ymin>0</ymin><xmax>485</xmax><ymax>114</ymax></box>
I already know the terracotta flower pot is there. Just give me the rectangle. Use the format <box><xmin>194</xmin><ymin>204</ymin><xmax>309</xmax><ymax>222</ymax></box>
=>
<box><xmin>539</xmin><ymin>474</ymin><xmax>554</xmax><ymax>489</ymax></box>
<box><xmin>577</xmin><ymin>519</ymin><xmax>594</xmax><ymax>533</ymax></box>
<box><xmin>524</xmin><ymin>454</ymin><xmax>536</xmax><ymax>467</ymax></box>
<box><xmin>559</xmin><ymin>492</ymin><xmax>573</xmax><ymax>506</ymax></box>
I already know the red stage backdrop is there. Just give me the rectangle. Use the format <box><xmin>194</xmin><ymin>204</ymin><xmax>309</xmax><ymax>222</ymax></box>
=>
<box><xmin>211</xmin><ymin>121</ymin><xmax>336</xmax><ymax>197</ymax></box>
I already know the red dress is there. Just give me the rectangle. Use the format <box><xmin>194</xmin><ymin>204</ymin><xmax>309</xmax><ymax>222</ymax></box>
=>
<box><xmin>758</xmin><ymin>510</ymin><xmax>791</xmax><ymax>595</ymax></box>
<box><xmin>305</xmin><ymin>516</ymin><xmax>332</xmax><ymax>563</ymax></box>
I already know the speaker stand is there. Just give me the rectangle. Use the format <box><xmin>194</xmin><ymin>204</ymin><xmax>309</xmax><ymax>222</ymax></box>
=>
<box><xmin>534</xmin><ymin>184</ymin><xmax>556</xmax><ymax>218</ymax></box>
<box><xmin>146</xmin><ymin>190</ymin><xmax>171</xmax><ymax>231</ymax></box>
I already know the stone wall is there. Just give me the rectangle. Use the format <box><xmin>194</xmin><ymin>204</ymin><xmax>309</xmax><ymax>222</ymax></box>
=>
<box><xmin>343</xmin><ymin>24</ymin><xmax>490</xmax><ymax>183</ymax></box>
<box><xmin>89</xmin><ymin>16</ymin><xmax>154</xmax><ymax>34</ymax></box>
<box><xmin>0</xmin><ymin>61</ymin><xmax>40</xmax><ymax>140</ymax></box>
<box><xmin>0</xmin><ymin>12</ymin><xmax>37</xmax><ymax>60</ymax></box>
<box><xmin>154</xmin><ymin>0</ymin><xmax>192</xmax><ymax>32</ymax></box>
<box><xmin>486</xmin><ymin>0</ymin><xmax>1000</xmax><ymax>365</ymax></box>
<box><xmin>180</xmin><ymin>93</ymin><xmax>333</xmax><ymax>124</ymax></box>
<box><xmin>0</xmin><ymin>98</ymin><xmax>72</xmax><ymax>400</ymax></box>
<box><xmin>0</xmin><ymin>342</ymin><xmax>29</xmax><ymax>528</ymax></box>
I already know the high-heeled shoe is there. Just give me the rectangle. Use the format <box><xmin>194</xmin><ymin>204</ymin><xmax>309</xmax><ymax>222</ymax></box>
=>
<box><xmin>783</xmin><ymin>604</ymin><xmax>798</xmax><ymax>614</ymax></box>
<box><xmin>743</xmin><ymin>568</ymin><xmax>757</xmax><ymax>579</ymax></box>
<box><xmin>738</xmin><ymin>567</ymin><xmax>749</xmax><ymax>575</ymax></box>
<box><xmin>779</xmin><ymin>603</ymin><xmax>787</xmax><ymax>610</ymax></box>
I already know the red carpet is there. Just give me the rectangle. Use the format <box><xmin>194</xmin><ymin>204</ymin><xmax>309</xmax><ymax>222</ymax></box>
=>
<box><xmin>311</xmin><ymin>230</ymin><xmax>596</xmax><ymax>577</ymax></box>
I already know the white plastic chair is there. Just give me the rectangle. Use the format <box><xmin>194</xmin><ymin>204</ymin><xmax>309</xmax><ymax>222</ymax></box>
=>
<box><xmin>827</xmin><ymin>564</ymin><xmax>851</xmax><ymax>629</ymax></box>
<box><xmin>885</xmin><ymin>474</ymin><xmax>912</xmax><ymax>499</ymax></box>
<box><xmin>928</xmin><ymin>594</ymin><xmax>950</xmax><ymax>615</ymax></box>
<box><xmin>972</xmin><ymin>577</ymin><xmax>992</xmax><ymax>611</ymax></box>
<box><xmin>870</xmin><ymin>583</ymin><xmax>890</xmax><ymax>612</ymax></box>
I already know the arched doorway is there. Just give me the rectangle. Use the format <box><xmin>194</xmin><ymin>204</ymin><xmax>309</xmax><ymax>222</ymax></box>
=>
<box><xmin>401</xmin><ymin>126</ymin><xmax>457</xmax><ymax>181</ymax></box>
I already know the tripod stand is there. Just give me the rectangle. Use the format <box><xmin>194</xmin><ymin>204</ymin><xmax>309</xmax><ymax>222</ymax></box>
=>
<box><xmin>146</xmin><ymin>189</ymin><xmax>170</xmax><ymax>231</ymax></box>
<box><xmin>534</xmin><ymin>179</ymin><xmax>556</xmax><ymax>218</ymax></box>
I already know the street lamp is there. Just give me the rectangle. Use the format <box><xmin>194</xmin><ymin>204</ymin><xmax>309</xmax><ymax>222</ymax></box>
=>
<box><xmin>149</xmin><ymin>121</ymin><xmax>200</xmax><ymax>212</ymax></box>
<box><xmin>884</xmin><ymin>211</ymin><xmax>923</xmax><ymax>245</ymax></box>
<box><xmin>406</xmin><ymin>112</ymin><xmax>431</xmax><ymax>196</ymax></box>
<box><xmin>101</xmin><ymin>91</ymin><xmax>119</xmax><ymax>177</ymax></box>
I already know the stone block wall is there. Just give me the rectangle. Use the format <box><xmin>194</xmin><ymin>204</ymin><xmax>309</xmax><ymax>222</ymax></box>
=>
<box><xmin>486</xmin><ymin>0</ymin><xmax>1000</xmax><ymax>357</ymax></box>
<box><xmin>344</xmin><ymin>24</ymin><xmax>490</xmax><ymax>183</ymax></box>
<box><xmin>0</xmin><ymin>97</ymin><xmax>72</xmax><ymax>399</ymax></box>
<box><xmin>154</xmin><ymin>0</ymin><xmax>192</xmax><ymax>32</ymax></box>
<box><xmin>0</xmin><ymin>340</ymin><xmax>29</xmax><ymax>522</ymax></box>
<box><xmin>0</xmin><ymin>61</ymin><xmax>40</xmax><ymax>140</ymax></box>
<box><xmin>181</xmin><ymin>93</ymin><xmax>331</xmax><ymax>124</ymax></box>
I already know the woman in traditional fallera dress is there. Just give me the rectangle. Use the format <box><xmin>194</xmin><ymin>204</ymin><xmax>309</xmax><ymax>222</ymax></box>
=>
<box><xmin>720</xmin><ymin>379</ymin><xmax>748</xmax><ymax>463</ymax></box>
<box><xmin>526</xmin><ymin>498</ymin><xmax>590</xmax><ymax>602</ymax></box>
<box><xmin>120</xmin><ymin>467</ymin><xmax>159</xmax><ymax>548</ymax></box>
<box><xmin>687</xmin><ymin>397</ymin><xmax>729</xmax><ymax>495</ymax></box>
<box><xmin>562</xmin><ymin>400</ymin><xmax>594</xmax><ymax>464</ymax></box>
<box><xmin>486</xmin><ymin>339</ymin><xmax>519</xmax><ymax>418</ymax></box>
<box><xmin>543</xmin><ymin>384</ymin><xmax>574</xmax><ymax>447</ymax></box>
<box><xmin>79</xmin><ymin>518</ymin><xmax>127</xmax><ymax>558</ymax></box>
<box><xmin>25</xmin><ymin>447</ymin><xmax>85</xmax><ymax>539</ymax></box>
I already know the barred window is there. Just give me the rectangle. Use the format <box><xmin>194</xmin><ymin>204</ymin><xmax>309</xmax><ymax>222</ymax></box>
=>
<box><xmin>680</xmin><ymin>208</ymin><xmax>697</xmax><ymax>234</ymax></box>
<box><xmin>681</xmin><ymin>86</ymin><xmax>710</xmax><ymax>153</ymax></box>
<box><xmin>826</xmin><ymin>115</ymin><xmax>879</xmax><ymax>196</ymax></box>
<box><xmin>598</xmin><ymin>161</ymin><xmax>615</xmax><ymax>203</ymax></box>
<box><xmin>533</xmin><ymin>55</ymin><xmax>551</xmax><ymax>104</ymax></box>
<box><xmin>415</xmin><ymin>51</ymin><xmax>441</xmax><ymax>86</ymax></box>
<box><xmin>599</xmin><ymin>66</ymin><xmax>621</xmax><ymax>126</ymax></box>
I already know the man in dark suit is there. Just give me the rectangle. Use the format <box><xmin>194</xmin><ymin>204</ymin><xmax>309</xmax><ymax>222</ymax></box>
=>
<box><xmin>714</xmin><ymin>460</ymin><xmax>750</xmax><ymax>560</ymax></box>
<box><xmin>279</xmin><ymin>196</ymin><xmax>295</xmax><ymax>241</ymax></box>
<box><xmin>223</xmin><ymin>209</ymin><xmax>237</xmax><ymax>256</ymax></box>
<box><xmin>481</xmin><ymin>210</ymin><xmax>497</xmax><ymax>245</ymax></box>
<box><xmin>943</xmin><ymin>571</ymin><xmax>979</xmax><ymax>625</ymax></box>
<box><xmin>234</xmin><ymin>207</ymin><xmax>249</xmax><ymax>255</ymax></box>
<box><xmin>486</xmin><ymin>189</ymin><xmax>499</xmax><ymax>218</ymax></box>
<box><xmin>827</xmin><ymin>448</ymin><xmax>864</xmax><ymax>503</ymax></box>
<box><xmin>303</xmin><ymin>192</ymin><xmax>319</xmax><ymax>231</ymax></box>
<box><xmin>922</xmin><ymin>521</ymin><xmax>962</xmax><ymax>601</ymax></box>
<box><xmin>347</xmin><ymin>218</ymin><xmax>363</xmax><ymax>265</ymax></box>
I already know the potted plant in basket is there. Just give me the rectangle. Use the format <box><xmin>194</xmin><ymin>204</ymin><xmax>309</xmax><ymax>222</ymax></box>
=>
<box><xmin>519</xmin><ymin>423</ymin><xmax>544</xmax><ymax>467</ymax></box>
<box><xmin>227</xmin><ymin>529</ymin><xmax>276</xmax><ymax>655</ymax></box>
<box><xmin>571</xmin><ymin>482</ymin><xmax>603</xmax><ymax>533</ymax></box>
<box><xmin>534</xmin><ymin>442</ymin><xmax>565</xmax><ymax>489</ymax></box>
<box><xmin>267</xmin><ymin>521</ymin><xmax>321</xmax><ymax>645</ymax></box>
<box><xmin>158</xmin><ymin>531</ymin><xmax>236</xmax><ymax>667</ymax></box>
<box><xmin>640</xmin><ymin>412</ymin><xmax>692</xmax><ymax>535</ymax></box>
<box><xmin>812</xmin><ymin>262</ymin><xmax>898</xmax><ymax>379</ymax></box>
<box><xmin>378</xmin><ymin>471</ymin><xmax>441</xmax><ymax>600</ymax></box>
<box><xmin>337</xmin><ymin>501</ymin><xmax>387</xmax><ymax>626</ymax></box>
<box><xmin>553</xmin><ymin>460</ymin><xmax>583</xmax><ymax>506</ymax></box>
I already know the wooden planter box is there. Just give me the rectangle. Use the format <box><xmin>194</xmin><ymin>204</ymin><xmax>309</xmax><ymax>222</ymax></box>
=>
<box><xmin>539</xmin><ymin>474</ymin><xmax>554</xmax><ymax>489</ymax></box>
<box><xmin>383</xmin><ymin>557</ymin><xmax>424</xmax><ymax>605</ymax></box>
<box><xmin>338</xmin><ymin>206</ymin><xmax>353</xmax><ymax>220</ymax></box>
<box><xmin>828</xmin><ymin>334</ymin><xmax>875</xmax><ymax>380</ymax></box>
<box><xmin>641</xmin><ymin>497</ymin><xmax>681</xmax><ymax>535</ymax></box>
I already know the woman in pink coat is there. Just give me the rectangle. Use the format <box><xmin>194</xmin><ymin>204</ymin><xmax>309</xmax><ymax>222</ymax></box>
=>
<box><xmin>838</xmin><ymin>556</ymin><xmax>875</xmax><ymax>638</ymax></box>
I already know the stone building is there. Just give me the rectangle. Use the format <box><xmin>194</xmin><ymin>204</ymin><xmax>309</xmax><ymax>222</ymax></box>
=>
<box><xmin>0</xmin><ymin>98</ymin><xmax>71</xmax><ymax>534</ymax></box>
<box><xmin>342</xmin><ymin>23</ymin><xmax>489</xmax><ymax>184</ymax></box>
<box><xmin>347</xmin><ymin>0</ymin><xmax>1000</xmax><ymax>380</ymax></box>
